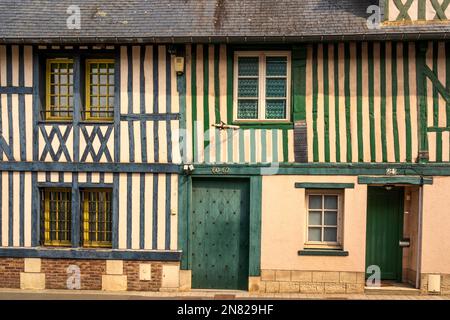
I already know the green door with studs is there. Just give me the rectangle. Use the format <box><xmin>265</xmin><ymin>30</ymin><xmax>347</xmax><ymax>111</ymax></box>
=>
<box><xmin>190</xmin><ymin>178</ymin><xmax>250</xmax><ymax>290</ymax></box>
<box><xmin>365</xmin><ymin>187</ymin><xmax>404</xmax><ymax>281</ymax></box>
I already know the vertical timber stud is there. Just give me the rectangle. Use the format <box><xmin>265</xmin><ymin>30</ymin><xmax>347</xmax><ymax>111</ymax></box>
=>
<box><xmin>249</xmin><ymin>176</ymin><xmax>262</xmax><ymax>277</ymax></box>
<box><xmin>292</xmin><ymin>45</ymin><xmax>308</xmax><ymax>162</ymax></box>
<box><xmin>416</xmin><ymin>42</ymin><xmax>429</xmax><ymax>162</ymax></box>
<box><xmin>31</xmin><ymin>46</ymin><xmax>39</xmax><ymax>246</ymax></box>
<box><xmin>418</xmin><ymin>0</ymin><xmax>426</xmax><ymax>20</ymax></box>
<box><xmin>177</xmin><ymin>45</ymin><xmax>187</xmax><ymax>163</ymax></box>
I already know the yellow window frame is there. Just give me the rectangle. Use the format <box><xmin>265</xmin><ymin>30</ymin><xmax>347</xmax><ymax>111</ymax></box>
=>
<box><xmin>45</xmin><ymin>58</ymin><xmax>74</xmax><ymax>121</ymax></box>
<box><xmin>85</xmin><ymin>59</ymin><xmax>115</xmax><ymax>121</ymax></box>
<box><xmin>82</xmin><ymin>188</ymin><xmax>112</xmax><ymax>248</ymax></box>
<box><xmin>43</xmin><ymin>188</ymin><xmax>72</xmax><ymax>247</ymax></box>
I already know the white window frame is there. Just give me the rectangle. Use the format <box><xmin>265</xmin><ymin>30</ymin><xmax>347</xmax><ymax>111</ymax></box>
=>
<box><xmin>305</xmin><ymin>190</ymin><xmax>344</xmax><ymax>249</ymax></box>
<box><xmin>233</xmin><ymin>51</ymin><xmax>291</xmax><ymax>122</ymax></box>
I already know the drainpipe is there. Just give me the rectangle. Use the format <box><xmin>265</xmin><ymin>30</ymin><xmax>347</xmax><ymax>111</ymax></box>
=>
<box><xmin>415</xmin><ymin>181</ymin><xmax>424</xmax><ymax>289</ymax></box>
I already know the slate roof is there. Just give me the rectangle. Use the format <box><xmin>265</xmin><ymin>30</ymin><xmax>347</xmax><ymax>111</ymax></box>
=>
<box><xmin>0</xmin><ymin>0</ymin><xmax>450</xmax><ymax>43</ymax></box>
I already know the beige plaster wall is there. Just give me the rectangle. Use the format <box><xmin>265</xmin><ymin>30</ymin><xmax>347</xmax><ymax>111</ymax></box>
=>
<box><xmin>421</xmin><ymin>177</ymin><xmax>450</xmax><ymax>274</ymax></box>
<box><xmin>261</xmin><ymin>175</ymin><xmax>367</xmax><ymax>272</ymax></box>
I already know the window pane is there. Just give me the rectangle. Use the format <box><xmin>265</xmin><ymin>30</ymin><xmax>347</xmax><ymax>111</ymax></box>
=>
<box><xmin>324</xmin><ymin>195</ymin><xmax>338</xmax><ymax>209</ymax></box>
<box><xmin>308</xmin><ymin>211</ymin><xmax>322</xmax><ymax>226</ymax></box>
<box><xmin>308</xmin><ymin>227</ymin><xmax>321</xmax><ymax>241</ymax></box>
<box><xmin>238</xmin><ymin>78</ymin><xmax>258</xmax><ymax>97</ymax></box>
<box><xmin>265</xmin><ymin>99</ymin><xmax>286</xmax><ymax>119</ymax></box>
<box><xmin>266</xmin><ymin>56</ymin><xmax>287</xmax><ymax>76</ymax></box>
<box><xmin>238</xmin><ymin>57</ymin><xmax>259</xmax><ymax>76</ymax></box>
<box><xmin>309</xmin><ymin>195</ymin><xmax>322</xmax><ymax>209</ymax></box>
<box><xmin>324</xmin><ymin>227</ymin><xmax>337</xmax><ymax>242</ymax></box>
<box><xmin>324</xmin><ymin>211</ymin><xmax>338</xmax><ymax>226</ymax></box>
<box><xmin>266</xmin><ymin>79</ymin><xmax>286</xmax><ymax>97</ymax></box>
<box><xmin>237</xmin><ymin>100</ymin><xmax>258</xmax><ymax>119</ymax></box>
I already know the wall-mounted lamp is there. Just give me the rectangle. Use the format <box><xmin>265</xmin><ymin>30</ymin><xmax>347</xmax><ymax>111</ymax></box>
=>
<box><xmin>385</xmin><ymin>184</ymin><xmax>394</xmax><ymax>191</ymax></box>
<box><xmin>183</xmin><ymin>164</ymin><xmax>194</xmax><ymax>175</ymax></box>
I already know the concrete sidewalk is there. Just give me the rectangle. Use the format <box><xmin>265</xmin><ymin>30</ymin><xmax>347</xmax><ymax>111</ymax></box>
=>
<box><xmin>0</xmin><ymin>288</ymin><xmax>449</xmax><ymax>300</ymax></box>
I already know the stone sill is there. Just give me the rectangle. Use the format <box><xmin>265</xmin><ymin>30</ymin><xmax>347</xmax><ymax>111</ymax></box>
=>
<box><xmin>298</xmin><ymin>249</ymin><xmax>349</xmax><ymax>256</ymax></box>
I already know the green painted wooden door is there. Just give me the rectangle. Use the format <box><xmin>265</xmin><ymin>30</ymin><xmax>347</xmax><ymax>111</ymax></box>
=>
<box><xmin>190</xmin><ymin>179</ymin><xmax>250</xmax><ymax>290</ymax></box>
<box><xmin>366</xmin><ymin>187</ymin><xmax>404</xmax><ymax>281</ymax></box>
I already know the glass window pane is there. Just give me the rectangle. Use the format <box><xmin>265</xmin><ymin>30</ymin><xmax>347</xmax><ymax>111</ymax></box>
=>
<box><xmin>266</xmin><ymin>78</ymin><xmax>286</xmax><ymax>97</ymax></box>
<box><xmin>265</xmin><ymin>99</ymin><xmax>286</xmax><ymax>119</ymax></box>
<box><xmin>324</xmin><ymin>195</ymin><xmax>338</xmax><ymax>209</ymax></box>
<box><xmin>237</xmin><ymin>100</ymin><xmax>258</xmax><ymax>119</ymax></box>
<box><xmin>266</xmin><ymin>56</ymin><xmax>287</xmax><ymax>76</ymax></box>
<box><xmin>238</xmin><ymin>78</ymin><xmax>258</xmax><ymax>97</ymax></box>
<box><xmin>324</xmin><ymin>227</ymin><xmax>337</xmax><ymax>242</ymax></box>
<box><xmin>100</xmin><ymin>85</ymin><xmax>107</xmax><ymax>95</ymax></box>
<box><xmin>100</xmin><ymin>75</ymin><xmax>107</xmax><ymax>85</ymax></box>
<box><xmin>308</xmin><ymin>227</ymin><xmax>321</xmax><ymax>241</ymax></box>
<box><xmin>324</xmin><ymin>211</ymin><xmax>338</xmax><ymax>226</ymax></box>
<box><xmin>238</xmin><ymin>57</ymin><xmax>259</xmax><ymax>76</ymax></box>
<box><xmin>60</xmin><ymin>74</ymin><xmax>68</xmax><ymax>84</ymax></box>
<box><xmin>90</xmin><ymin>63</ymin><xmax>98</xmax><ymax>74</ymax></box>
<box><xmin>309</xmin><ymin>195</ymin><xmax>322</xmax><ymax>209</ymax></box>
<box><xmin>91</xmin><ymin>74</ymin><xmax>98</xmax><ymax>85</ymax></box>
<box><xmin>308</xmin><ymin>211</ymin><xmax>322</xmax><ymax>226</ymax></box>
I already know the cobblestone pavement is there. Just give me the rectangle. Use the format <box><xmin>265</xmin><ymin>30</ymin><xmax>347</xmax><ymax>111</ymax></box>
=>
<box><xmin>0</xmin><ymin>289</ymin><xmax>449</xmax><ymax>300</ymax></box>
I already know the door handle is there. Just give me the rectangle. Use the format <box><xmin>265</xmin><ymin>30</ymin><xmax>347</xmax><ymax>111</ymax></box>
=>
<box><xmin>399</xmin><ymin>239</ymin><xmax>410</xmax><ymax>248</ymax></box>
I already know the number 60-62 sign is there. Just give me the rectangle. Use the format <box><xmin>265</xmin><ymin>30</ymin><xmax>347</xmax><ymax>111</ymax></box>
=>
<box><xmin>211</xmin><ymin>167</ymin><xmax>230</xmax><ymax>174</ymax></box>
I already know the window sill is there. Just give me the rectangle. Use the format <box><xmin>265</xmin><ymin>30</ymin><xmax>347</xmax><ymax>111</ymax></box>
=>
<box><xmin>298</xmin><ymin>249</ymin><xmax>349</xmax><ymax>256</ymax></box>
<box><xmin>231</xmin><ymin>121</ymin><xmax>293</xmax><ymax>129</ymax></box>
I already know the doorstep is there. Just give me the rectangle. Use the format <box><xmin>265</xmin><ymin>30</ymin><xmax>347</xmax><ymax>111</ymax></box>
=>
<box><xmin>365</xmin><ymin>282</ymin><xmax>421</xmax><ymax>296</ymax></box>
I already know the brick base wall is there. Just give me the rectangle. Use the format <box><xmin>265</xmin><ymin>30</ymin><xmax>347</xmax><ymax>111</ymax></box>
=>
<box><xmin>124</xmin><ymin>261</ymin><xmax>163</xmax><ymax>291</ymax></box>
<box><xmin>260</xmin><ymin>270</ymin><xmax>366</xmax><ymax>294</ymax></box>
<box><xmin>41</xmin><ymin>259</ymin><xmax>106</xmax><ymax>290</ymax></box>
<box><xmin>0</xmin><ymin>258</ymin><xmax>24</xmax><ymax>288</ymax></box>
<box><xmin>0</xmin><ymin>257</ymin><xmax>172</xmax><ymax>291</ymax></box>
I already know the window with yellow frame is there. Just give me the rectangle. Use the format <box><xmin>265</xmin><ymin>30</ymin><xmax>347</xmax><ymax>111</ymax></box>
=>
<box><xmin>46</xmin><ymin>59</ymin><xmax>74</xmax><ymax>120</ymax></box>
<box><xmin>81</xmin><ymin>189</ymin><xmax>112</xmax><ymax>248</ymax></box>
<box><xmin>85</xmin><ymin>59</ymin><xmax>115</xmax><ymax>121</ymax></box>
<box><xmin>41</xmin><ymin>188</ymin><xmax>72</xmax><ymax>246</ymax></box>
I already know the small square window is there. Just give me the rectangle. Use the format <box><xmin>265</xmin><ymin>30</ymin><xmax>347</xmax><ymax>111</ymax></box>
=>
<box><xmin>306</xmin><ymin>191</ymin><xmax>343</xmax><ymax>248</ymax></box>
<box><xmin>234</xmin><ymin>51</ymin><xmax>291</xmax><ymax>122</ymax></box>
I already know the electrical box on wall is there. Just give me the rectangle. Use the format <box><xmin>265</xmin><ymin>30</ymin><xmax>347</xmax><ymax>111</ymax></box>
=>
<box><xmin>174</xmin><ymin>57</ymin><xmax>184</xmax><ymax>75</ymax></box>
<box><xmin>428</xmin><ymin>274</ymin><xmax>441</xmax><ymax>293</ymax></box>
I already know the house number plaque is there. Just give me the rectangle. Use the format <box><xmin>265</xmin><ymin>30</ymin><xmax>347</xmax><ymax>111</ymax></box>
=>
<box><xmin>211</xmin><ymin>167</ymin><xmax>230</xmax><ymax>174</ymax></box>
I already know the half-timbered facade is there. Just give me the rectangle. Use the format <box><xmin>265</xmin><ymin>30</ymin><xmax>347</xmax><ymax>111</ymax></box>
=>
<box><xmin>1</xmin><ymin>0</ymin><xmax>450</xmax><ymax>295</ymax></box>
